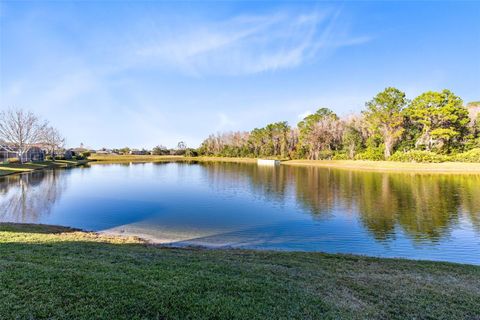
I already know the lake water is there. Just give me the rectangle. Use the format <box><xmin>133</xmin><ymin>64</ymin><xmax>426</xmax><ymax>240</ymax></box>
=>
<box><xmin>1</xmin><ymin>162</ymin><xmax>479</xmax><ymax>265</ymax></box>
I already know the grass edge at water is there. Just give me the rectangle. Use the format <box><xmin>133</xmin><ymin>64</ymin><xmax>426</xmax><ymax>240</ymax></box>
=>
<box><xmin>0</xmin><ymin>223</ymin><xmax>479</xmax><ymax>319</ymax></box>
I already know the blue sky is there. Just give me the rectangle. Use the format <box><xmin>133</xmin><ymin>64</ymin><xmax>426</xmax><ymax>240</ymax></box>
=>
<box><xmin>1</xmin><ymin>1</ymin><xmax>479</xmax><ymax>149</ymax></box>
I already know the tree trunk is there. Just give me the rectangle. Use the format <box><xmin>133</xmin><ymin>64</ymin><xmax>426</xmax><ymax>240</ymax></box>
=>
<box><xmin>384</xmin><ymin>137</ymin><xmax>393</xmax><ymax>159</ymax></box>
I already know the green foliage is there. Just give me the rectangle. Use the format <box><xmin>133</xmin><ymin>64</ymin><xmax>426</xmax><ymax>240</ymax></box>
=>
<box><xmin>81</xmin><ymin>151</ymin><xmax>91</xmax><ymax>158</ymax></box>
<box><xmin>388</xmin><ymin>150</ymin><xmax>449</xmax><ymax>163</ymax></box>
<box><xmin>407</xmin><ymin>89</ymin><xmax>469</xmax><ymax>152</ymax></box>
<box><xmin>452</xmin><ymin>148</ymin><xmax>480</xmax><ymax>163</ymax></box>
<box><xmin>152</xmin><ymin>145</ymin><xmax>169</xmax><ymax>155</ymax></box>
<box><xmin>297</xmin><ymin>108</ymin><xmax>337</xmax><ymax>135</ymax></box>
<box><xmin>185</xmin><ymin>148</ymin><xmax>198</xmax><ymax>157</ymax></box>
<box><xmin>197</xmin><ymin>88</ymin><xmax>476</xmax><ymax>163</ymax></box>
<box><xmin>315</xmin><ymin>150</ymin><xmax>334</xmax><ymax>160</ymax></box>
<box><xmin>332</xmin><ymin>152</ymin><xmax>349</xmax><ymax>160</ymax></box>
<box><xmin>297</xmin><ymin>108</ymin><xmax>340</xmax><ymax>159</ymax></box>
<box><xmin>354</xmin><ymin>147</ymin><xmax>385</xmax><ymax>161</ymax></box>
<box><xmin>363</xmin><ymin>87</ymin><xmax>407</xmax><ymax>157</ymax></box>
<box><xmin>342</xmin><ymin>125</ymin><xmax>363</xmax><ymax>159</ymax></box>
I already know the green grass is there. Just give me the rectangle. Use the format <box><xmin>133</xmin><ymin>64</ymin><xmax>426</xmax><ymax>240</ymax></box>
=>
<box><xmin>0</xmin><ymin>160</ymin><xmax>88</xmax><ymax>176</ymax></box>
<box><xmin>283</xmin><ymin>159</ymin><xmax>480</xmax><ymax>174</ymax></box>
<box><xmin>0</xmin><ymin>223</ymin><xmax>479</xmax><ymax>319</ymax></box>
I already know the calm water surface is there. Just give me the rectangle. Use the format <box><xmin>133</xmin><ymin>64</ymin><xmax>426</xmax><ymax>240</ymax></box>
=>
<box><xmin>1</xmin><ymin>162</ymin><xmax>479</xmax><ymax>264</ymax></box>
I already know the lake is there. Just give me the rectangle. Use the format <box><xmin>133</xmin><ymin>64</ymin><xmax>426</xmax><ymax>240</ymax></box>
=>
<box><xmin>1</xmin><ymin>161</ymin><xmax>479</xmax><ymax>265</ymax></box>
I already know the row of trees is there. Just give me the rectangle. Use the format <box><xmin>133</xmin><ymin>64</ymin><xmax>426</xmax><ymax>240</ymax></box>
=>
<box><xmin>198</xmin><ymin>88</ymin><xmax>480</xmax><ymax>160</ymax></box>
<box><xmin>110</xmin><ymin>142</ymin><xmax>195</xmax><ymax>156</ymax></box>
<box><xmin>0</xmin><ymin>109</ymin><xmax>65</xmax><ymax>163</ymax></box>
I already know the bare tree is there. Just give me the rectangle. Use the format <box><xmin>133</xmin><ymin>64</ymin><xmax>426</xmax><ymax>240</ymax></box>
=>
<box><xmin>0</xmin><ymin>109</ymin><xmax>48</xmax><ymax>163</ymax></box>
<box><xmin>305</xmin><ymin>117</ymin><xmax>344</xmax><ymax>160</ymax></box>
<box><xmin>43</xmin><ymin>126</ymin><xmax>65</xmax><ymax>158</ymax></box>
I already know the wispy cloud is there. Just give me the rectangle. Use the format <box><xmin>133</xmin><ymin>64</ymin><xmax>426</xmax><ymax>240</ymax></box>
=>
<box><xmin>134</xmin><ymin>9</ymin><xmax>371</xmax><ymax>76</ymax></box>
<box><xmin>298</xmin><ymin>110</ymin><xmax>313</xmax><ymax>120</ymax></box>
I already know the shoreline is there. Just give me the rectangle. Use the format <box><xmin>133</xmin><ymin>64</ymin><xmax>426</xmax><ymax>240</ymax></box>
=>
<box><xmin>1</xmin><ymin>222</ymin><xmax>479</xmax><ymax>319</ymax></box>
<box><xmin>0</xmin><ymin>159</ymin><xmax>89</xmax><ymax>177</ymax></box>
<box><xmin>282</xmin><ymin>159</ymin><xmax>480</xmax><ymax>174</ymax></box>
<box><xmin>3</xmin><ymin>222</ymin><xmax>477</xmax><ymax>266</ymax></box>
<box><xmin>88</xmin><ymin>154</ymin><xmax>480</xmax><ymax>174</ymax></box>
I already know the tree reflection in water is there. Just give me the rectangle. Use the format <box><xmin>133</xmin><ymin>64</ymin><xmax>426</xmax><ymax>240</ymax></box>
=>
<box><xmin>0</xmin><ymin>170</ymin><xmax>67</xmax><ymax>223</ymax></box>
<box><xmin>1</xmin><ymin>163</ymin><xmax>479</xmax><ymax>245</ymax></box>
<box><xmin>199</xmin><ymin>162</ymin><xmax>480</xmax><ymax>243</ymax></box>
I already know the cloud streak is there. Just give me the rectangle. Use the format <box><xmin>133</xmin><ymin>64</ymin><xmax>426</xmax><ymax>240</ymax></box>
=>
<box><xmin>134</xmin><ymin>9</ymin><xmax>371</xmax><ymax>76</ymax></box>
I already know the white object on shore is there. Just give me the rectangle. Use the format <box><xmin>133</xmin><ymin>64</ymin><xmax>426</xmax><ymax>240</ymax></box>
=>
<box><xmin>257</xmin><ymin>159</ymin><xmax>280</xmax><ymax>166</ymax></box>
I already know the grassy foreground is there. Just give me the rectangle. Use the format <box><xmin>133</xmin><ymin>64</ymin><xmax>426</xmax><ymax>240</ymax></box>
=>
<box><xmin>0</xmin><ymin>160</ymin><xmax>88</xmax><ymax>177</ymax></box>
<box><xmin>0</xmin><ymin>223</ymin><xmax>479</xmax><ymax>319</ymax></box>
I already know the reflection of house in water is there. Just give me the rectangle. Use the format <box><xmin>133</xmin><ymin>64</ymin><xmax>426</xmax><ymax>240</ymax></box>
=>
<box><xmin>0</xmin><ymin>170</ymin><xmax>67</xmax><ymax>223</ymax></box>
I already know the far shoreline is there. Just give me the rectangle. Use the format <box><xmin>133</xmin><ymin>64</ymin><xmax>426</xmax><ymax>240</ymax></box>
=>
<box><xmin>2</xmin><ymin>155</ymin><xmax>479</xmax><ymax>177</ymax></box>
<box><xmin>88</xmin><ymin>154</ymin><xmax>480</xmax><ymax>174</ymax></box>
<box><xmin>0</xmin><ymin>159</ymin><xmax>89</xmax><ymax>177</ymax></box>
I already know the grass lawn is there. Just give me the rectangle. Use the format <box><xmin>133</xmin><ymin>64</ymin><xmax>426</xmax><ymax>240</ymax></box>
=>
<box><xmin>0</xmin><ymin>223</ymin><xmax>479</xmax><ymax>319</ymax></box>
<box><xmin>283</xmin><ymin>159</ymin><xmax>480</xmax><ymax>173</ymax></box>
<box><xmin>0</xmin><ymin>160</ymin><xmax>88</xmax><ymax>177</ymax></box>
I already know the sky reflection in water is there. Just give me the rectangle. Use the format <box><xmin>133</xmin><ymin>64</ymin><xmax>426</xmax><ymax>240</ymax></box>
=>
<box><xmin>0</xmin><ymin>162</ymin><xmax>479</xmax><ymax>264</ymax></box>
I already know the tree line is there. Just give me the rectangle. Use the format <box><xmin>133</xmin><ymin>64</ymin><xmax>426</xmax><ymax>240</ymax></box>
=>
<box><xmin>198</xmin><ymin>88</ymin><xmax>480</xmax><ymax>162</ymax></box>
<box><xmin>0</xmin><ymin>109</ymin><xmax>65</xmax><ymax>163</ymax></box>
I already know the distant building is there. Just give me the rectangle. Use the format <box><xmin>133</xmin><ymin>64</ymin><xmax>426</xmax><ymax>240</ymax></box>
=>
<box><xmin>0</xmin><ymin>144</ymin><xmax>45</xmax><ymax>162</ymax></box>
<box><xmin>0</xmin><ymin>145</ymin><xmax>17</xmax><ymax>162</ymax></box>
<box><xmin>24</xmin><ymin>147</ymin><xmax>45</xmax><ymax>162</ymax></box>
<box><xmin>129</xmin><ymin>149</ymin><xmax>150</xmax><ymax>155</ymax></box>
<box><xmin>64</xmin><ymin>144</ymin><xmax>95</xmax><ymax>159</ymax></box>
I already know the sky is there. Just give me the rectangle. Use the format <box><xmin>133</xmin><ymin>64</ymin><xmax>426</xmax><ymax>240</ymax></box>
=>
<box><xmin>1</xmin><ymin>1</ymin><xmax>479</xmax><ymax>149</ymax></box>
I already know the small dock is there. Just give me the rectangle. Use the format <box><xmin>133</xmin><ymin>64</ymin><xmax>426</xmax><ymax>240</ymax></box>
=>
<box><xmin>257</xmin><ymin>159</ymin><xmax>281</xmax><ymax>166</ymax></box>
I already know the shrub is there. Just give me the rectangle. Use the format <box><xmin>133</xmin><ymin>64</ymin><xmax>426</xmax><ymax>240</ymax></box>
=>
<box><xmin>452</xmin><ymin>148</ymin><xmax>480</xmax><ymax>163</ymax></box>
<box><xmin>185</xmin><ymin>149</ymin><xmax>198</xmax><ymax>157</ymax></box>
<box><xmin>388</xmin><ymin>150</ymin><xmax>449</xmax><ymax>163</ymax></box>
<box><xmin>81</xmin><ymin>151</ymin><xmax>91</xmax><ymax>158</ymax></box>
<box><xmin>46</xmin><ymin>155</ymin><xmax>53</xmax><ymax>161</ymax></box>
<box><xmin>55</xmin><ymin>156</ymin><xmax>65</xmax><ymax>160</ymax></box>
<box><xmin>332</xmin><ymin>152</ymin><xmax>349</xmax><ymax>160</ymax></box>
<box><xmin>317</xmin><ymin>150</ymin><xmax>334</xmax><ymax>160</ymax></box>
<box><xmin>7</xmin><ymin>158</ymin><xmax>20</xmax><ymax>164</ymax></box>
<box><xmin>354</xmin><ymin>147</ymin><xmax>384</xmax><ymax>161</ymax></box>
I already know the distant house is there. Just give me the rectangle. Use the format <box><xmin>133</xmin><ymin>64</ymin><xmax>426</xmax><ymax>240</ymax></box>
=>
<box><xmin>129</xmin><ymin>149</ymin><xmax>150</xmax><ymax>155</ymax></box>
<box><xmin>64</xmin><ymin>144</ymin><xmax>95</xmax><ymax>159</ymax></box>
<box><xmin>64</xmin><ymin>150</ymin><xmax>75</xmax><ymax>159</ymax></box>
<box><xmin>24</xmin><ymin>146</ymin><xmax>45</xmax><ymax>162</ymax></box>
<box><xmin>0</xmin><ymin>144</ymin><xmax>45</xmax><ymax>162</ymax></box>
<box><xmin>64</xmin><ymin>148</ymin><xmax>86</xmax><ymax>159</ymax></box>
<box><xmin>0</xmin><ymin>145</ymin><xmax>17</xmax><ymax>162</ymax></box>
<box><xmin>95</xmin><ymin>148</ymin><xmax>113</xmax><ymax>155</ymax></box>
